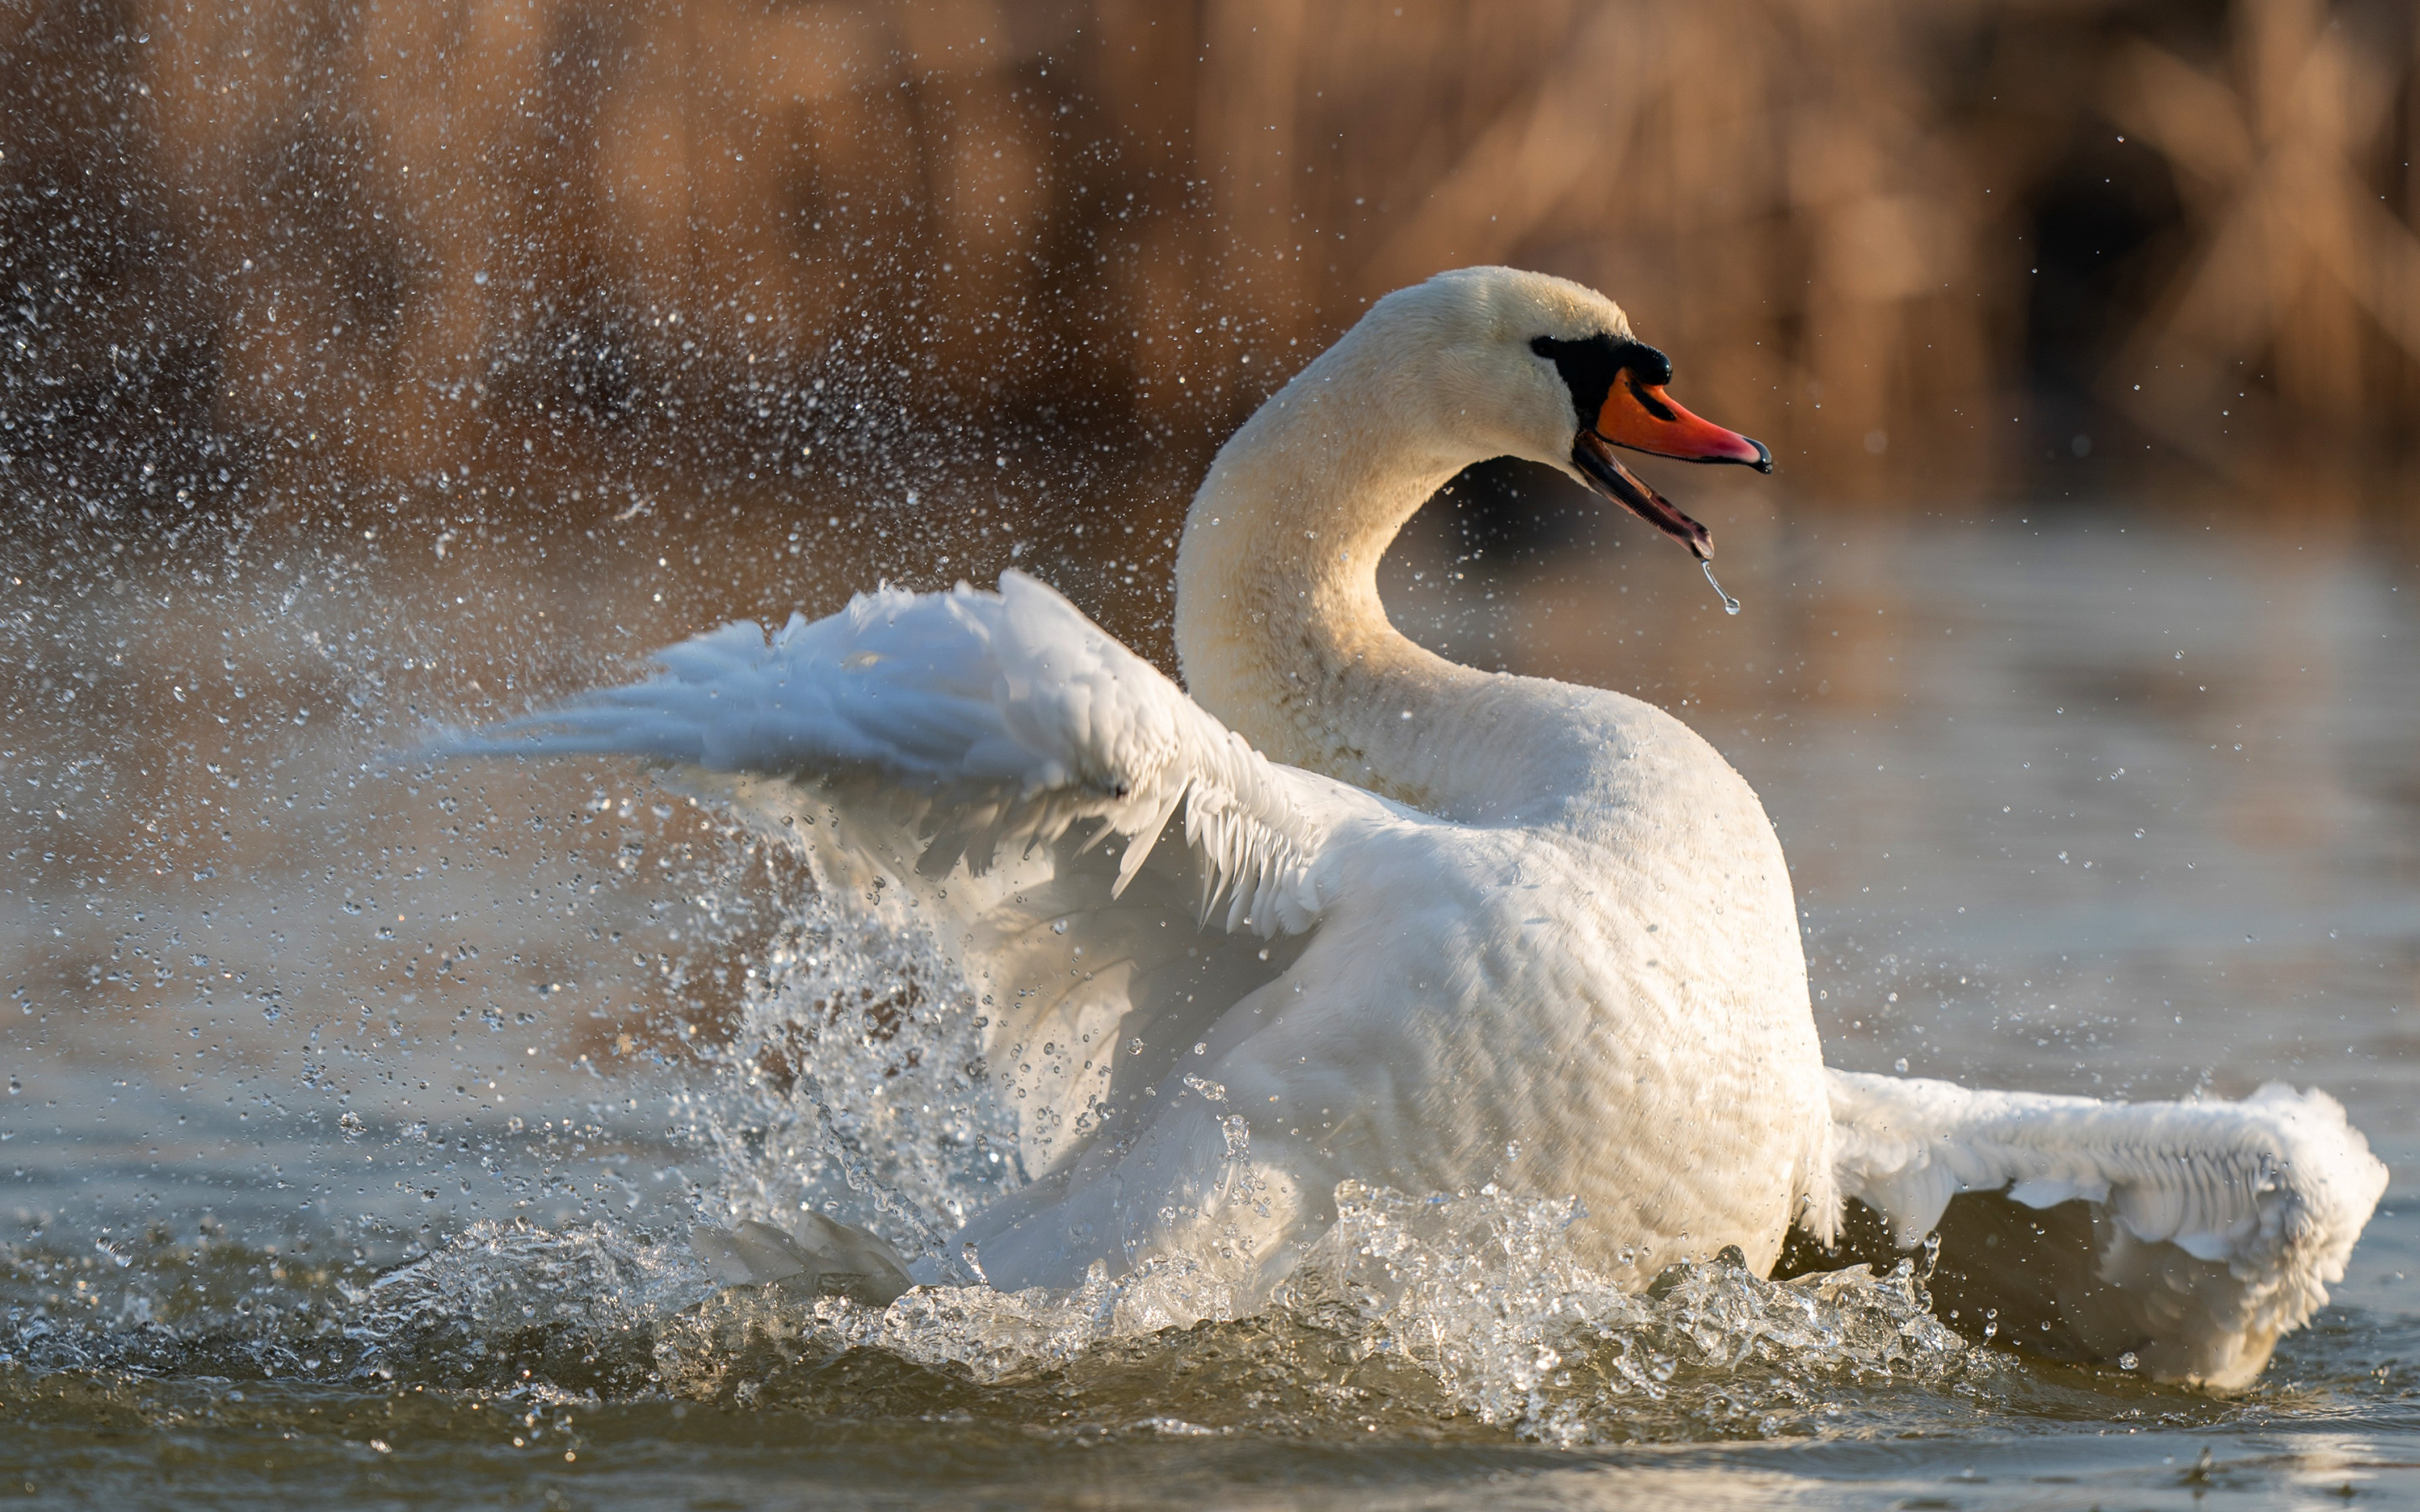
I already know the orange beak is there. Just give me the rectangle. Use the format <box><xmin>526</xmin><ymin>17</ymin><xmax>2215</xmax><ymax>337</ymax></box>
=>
<box><xmin>1569</xmin><ymin>370</ymin><xmax>1771</xmax><ymax>562</ymax></box>
<box><xmin>1534</xmin><ymin>333</ymin><xmax>1771</xmax><ymax>563</ymax></box>
<box><xmin>1591</xmin><ymin>373</ymin><xmax>1772</xmax><ymax>471</ymax></box>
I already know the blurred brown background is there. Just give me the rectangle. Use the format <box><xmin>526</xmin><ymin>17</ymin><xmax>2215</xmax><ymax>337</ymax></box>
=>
<box><xmin>6</xmin><ymin>0</ymin><xmax>2420</xmax><ymax>536</ymax></box>
<box><xmin>3</xmin><ymin>0</ymin><xmax>2417</xmax><ymax>1188</ymax></box>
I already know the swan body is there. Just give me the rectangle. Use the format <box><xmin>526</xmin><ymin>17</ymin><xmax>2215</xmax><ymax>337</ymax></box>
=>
<box><xmin>442</xmin><ymin>268</ymin><xmax>2383</xmax><ymax>1388</ymax></box>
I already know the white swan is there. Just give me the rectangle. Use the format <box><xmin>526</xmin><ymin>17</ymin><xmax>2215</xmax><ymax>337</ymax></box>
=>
<box><xmin>442</xmin><ymin>267</ymin><xmax>2383</xmax><ymax>1389</ymax></box>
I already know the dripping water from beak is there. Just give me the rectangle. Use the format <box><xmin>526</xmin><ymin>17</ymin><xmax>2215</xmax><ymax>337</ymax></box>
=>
<box><xmin>1702</xmin><ymin>559</ymin><xmax>1741</xmax><ymax>616</ymax></box>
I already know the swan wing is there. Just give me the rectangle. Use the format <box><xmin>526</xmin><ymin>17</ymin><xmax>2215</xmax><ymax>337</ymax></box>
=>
<box><xmin>1805</xmin><ymin>1068</ymin><xmax>2387</xmax><ymax>1387</ymax></box>
<box><xmin>434</xmin><ymin>570</ymin><xmax>1375</xmax><ymax>1185</ymax></box>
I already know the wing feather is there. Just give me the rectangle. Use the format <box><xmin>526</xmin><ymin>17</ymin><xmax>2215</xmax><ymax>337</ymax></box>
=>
<box><xmin>431</xmin><ymin>570</ymin><xmax>1376</xmax><ymax>1191</ymax></box>
<box><xmin>1817</xmin><ymin>1068</ymin><xmax>2387</xmax><ymax>1386</ymax></box>
<box><xmin>439</xmin><ymin>571</ymin><xmax>1340</xmax><ymax>937</ymax></box>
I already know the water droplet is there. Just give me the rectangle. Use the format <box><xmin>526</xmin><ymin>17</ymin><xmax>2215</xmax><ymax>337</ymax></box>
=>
<box><xmin>1701</xmin><ymin>559</ymin><xmax>1741</xmax><ymax>615</ymax></box>
<box><xmin>1219</xmin><ymin>1113</ymin><xmax>1249</xmax><ymax>1156</ymax></box>
<box><xmin>1893</xmin><ymin>1057</ymin><xmax>1909</xmax><ymax>1074</ymax></box>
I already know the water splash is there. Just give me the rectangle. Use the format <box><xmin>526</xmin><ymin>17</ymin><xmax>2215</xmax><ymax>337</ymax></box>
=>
<box><xmin>1702</xmin><ymin>559</ymin><xmax>1742</xmax><ymax>615</ymax></box>
<box><xmin>350</xmin><ymin>1220</ymin><xmax>718</xmax><ymax>1392</ymax></box>
<box><xmin>676</xmin><ymin>878</ymin><xmax>1019</xmax><ymax>1277</ymax></box>
<box><xmin>1278</xmin><ymin>1183</ymin><xmax>1971</xmax><ymax>1444</ymax></box>
<box><xmin>0</xmin><ymin>836</ymin><xmax>2287</xmax><ymax>1449</ymax></box>
<box><xmin>2</xmin><ymin>1180</ymin><xmax>1996</xmax><ymax>1444</ymax></box>
<box><xmin>350</xmin><ymin>1184</ymin><xmax>1980</xmax><ymax>1443</ymax></box>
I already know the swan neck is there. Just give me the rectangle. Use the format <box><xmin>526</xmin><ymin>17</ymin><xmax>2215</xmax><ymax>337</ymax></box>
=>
<box><xmin>1173</xmin><ymin>342</ymin><xmax>1472</xmax><ymax>775</ymax></box>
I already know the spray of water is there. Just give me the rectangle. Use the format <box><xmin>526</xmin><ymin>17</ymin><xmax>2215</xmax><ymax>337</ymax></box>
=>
<box><xmin>0</xmin><ymin>845</ymin><xmax>2003</xmax><ymax>1444</ymax></box>
<box><xmin>675</xmin><ymin>877</ymin><xmax>1018</xmax><ymax>1278</ymax></box>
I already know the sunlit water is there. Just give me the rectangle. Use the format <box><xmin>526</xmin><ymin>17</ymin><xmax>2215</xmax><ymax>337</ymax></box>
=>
<box><xmin>5</xmin><ymin>505</ymin><xmax>2418</xmax><ymax>1509</ymax></box>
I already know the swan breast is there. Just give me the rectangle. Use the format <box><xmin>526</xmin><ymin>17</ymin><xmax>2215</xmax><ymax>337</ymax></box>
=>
<box><xmin>1206</xmin><ymin>793</ymin><xmax>1828</xmax><ymax>1273</ymax></box>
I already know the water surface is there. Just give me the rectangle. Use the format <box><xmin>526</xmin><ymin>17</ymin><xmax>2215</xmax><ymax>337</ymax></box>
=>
<box><xmin>4</xmin><ymin>507</ymin><xmax>2417</xmax><ymax>1509</ymax></box>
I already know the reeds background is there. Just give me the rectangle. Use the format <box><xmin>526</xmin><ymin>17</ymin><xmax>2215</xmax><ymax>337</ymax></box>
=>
<box><xmin>6</xmin><ymin>0</ymin><xmax>2420</xmax><ymax>532</ymax></box>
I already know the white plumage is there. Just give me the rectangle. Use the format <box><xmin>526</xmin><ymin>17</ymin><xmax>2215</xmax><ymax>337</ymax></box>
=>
<box><xmin>439</xmin><ymin>266</ymin><xmax>2384</xmax><ymax>1387</ymax></box>
<box><xmin>455</xmin><ymin>577</ymin><xmax>1338</xmax><ymax>937</ymax></box>
<box><xmin>1823</xmin><ymin>1071</ymin><xmax>2382</xmax><ymax>1387</ymax></box>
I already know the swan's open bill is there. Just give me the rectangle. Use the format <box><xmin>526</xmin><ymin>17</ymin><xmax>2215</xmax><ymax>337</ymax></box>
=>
<box><xmin>431</xmin><ymin>267</ymin><xmax>2381</xmax><ymax>1387</ymax></box>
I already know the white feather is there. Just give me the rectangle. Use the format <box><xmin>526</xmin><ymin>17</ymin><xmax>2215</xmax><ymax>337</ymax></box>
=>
<box><xmin>447</xmin><ymin>572</ymin><xmax>1337</xmax><ymax>938</ymax></box>
<box><xmin>1826</xmin><ymin>1069</ymin><xmax>2388</xmax><ymax>1386</ymax></box>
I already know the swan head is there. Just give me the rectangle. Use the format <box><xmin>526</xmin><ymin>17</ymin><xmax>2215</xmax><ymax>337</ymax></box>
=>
<box><xmin>1376</xmin><ymin>266</ymin><xmax>1771</xmax><ymax>561</ymax></box>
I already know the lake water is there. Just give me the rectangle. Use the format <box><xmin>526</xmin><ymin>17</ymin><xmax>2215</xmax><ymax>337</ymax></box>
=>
<box><xmin>4</xmin><ymin>497</ymin><xmax>2417</xmax><ymax>1509</ymax></box>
